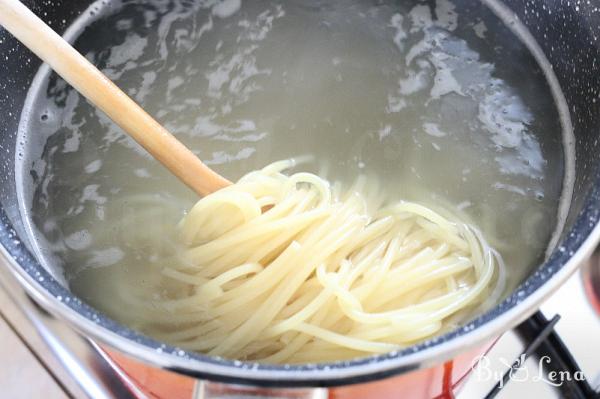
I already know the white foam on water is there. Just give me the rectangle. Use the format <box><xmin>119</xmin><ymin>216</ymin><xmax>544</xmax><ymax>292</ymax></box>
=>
<box><xmin>434</xmin><ymin>0</ymin><xmax>458</xmax><ymax>31</ymax></box>
<box><xmin>390</xmin><ymin>13</ymin><xmax>407</xmax><ymax>51</ymax></box>
<box><xmin>212</xmin><ymin>0</ymin><xmax>242</xmax><ymax>19</ymax></box>
<box><xmin>423</xmin><ymin>122</ymin><xmax>447</xmax><ymax>138</ymax></box>
<box><xmin>473</xmin><ymin>21</ymin><xmax>487</xmax><ymax>38</ymax></box>
<box><xmin>84</xmin><ymin>160</ymin><xmax>103</xmax><ymax>174</ymax></box>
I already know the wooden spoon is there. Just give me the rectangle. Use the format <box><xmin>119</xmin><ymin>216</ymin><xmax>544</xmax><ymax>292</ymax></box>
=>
<box><xmin>0</xmin><ymin>0</ymin><xmax>232</xmax><ymax>196</ymax></box>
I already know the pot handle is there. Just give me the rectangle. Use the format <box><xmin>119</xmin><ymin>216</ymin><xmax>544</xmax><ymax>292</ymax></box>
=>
<box><xmin>195</xmin><ymin>381</ymin><xmax>328</xmax><ymax>399</ymax></box>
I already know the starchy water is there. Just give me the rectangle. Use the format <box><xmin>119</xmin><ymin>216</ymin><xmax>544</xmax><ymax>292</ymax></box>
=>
<box><xmin>16</xmin><ymin>0</ymin><xmax>572</xmax><ymax>344</ymax></box>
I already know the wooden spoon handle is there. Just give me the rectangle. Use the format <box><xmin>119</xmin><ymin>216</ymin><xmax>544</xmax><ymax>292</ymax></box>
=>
<box><xmin>0</xmin><ymin>0</ymin><xmax>231</xmax><ymax>196</ymax></box>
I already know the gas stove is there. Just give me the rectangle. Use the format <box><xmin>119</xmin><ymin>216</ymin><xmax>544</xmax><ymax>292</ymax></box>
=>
<box><xmin>461</xmin><ymin>253</ymin><xmax>600</xmax><ymax>398</ymax></box>
<box><xmin>1</xmin><ymin>252</ymin><xmax>599</xmax><ymax>398</ymax></box>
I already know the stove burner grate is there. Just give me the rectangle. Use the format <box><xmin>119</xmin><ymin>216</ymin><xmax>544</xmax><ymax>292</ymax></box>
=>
<box><xmin>485</xmin><ymin>312</ymin><xmax>599</xmax><ymax>399</ymax></box>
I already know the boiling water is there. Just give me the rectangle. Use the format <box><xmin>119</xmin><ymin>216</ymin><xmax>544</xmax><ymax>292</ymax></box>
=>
<box><xmin>18</xmin><ymin>0</ymin><xmax>571</xmax><ymax>348</ymax></box>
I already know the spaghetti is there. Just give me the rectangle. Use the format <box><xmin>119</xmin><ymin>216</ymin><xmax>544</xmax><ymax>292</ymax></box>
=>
<box><xmin>127</xmin><ymin>159</ymin><xmax>504</xmax><ymax>363</ymax></box>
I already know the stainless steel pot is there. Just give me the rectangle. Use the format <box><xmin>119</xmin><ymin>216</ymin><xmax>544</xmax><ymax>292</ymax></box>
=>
<box><xmin>1</xmin><ymin>0</ymin><xmax>600</xmax><ymax>394</ymax></box>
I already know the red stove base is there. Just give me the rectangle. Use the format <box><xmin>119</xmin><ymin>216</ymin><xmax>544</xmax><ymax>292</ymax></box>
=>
<box><xmin>583</xmin><ymin>252</ymin><xmax>600</xmax><ymax>316</ymax></box>
<box><xmin>99</xmin><ymin>342</ymin><xmax>493</xmax><ymax>399</ymax></box>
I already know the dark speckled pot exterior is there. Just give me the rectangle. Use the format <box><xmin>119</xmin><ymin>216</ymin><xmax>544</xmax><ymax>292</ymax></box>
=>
<box><xmin>0</xmin><ymin>0</ymin><xmax>599</xmax><ymax>388</ymax></box>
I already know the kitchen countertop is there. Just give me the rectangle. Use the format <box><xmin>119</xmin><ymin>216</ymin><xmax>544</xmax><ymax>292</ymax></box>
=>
<box><xmin>0</xmin><ymin>285</ymin><xmax>82</xmax><ymax>399</ymax></box>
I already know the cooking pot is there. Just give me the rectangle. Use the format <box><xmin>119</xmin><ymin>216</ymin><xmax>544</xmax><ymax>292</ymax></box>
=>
<box><xmin>1</xmin><ymin>0</ymin><xmax>600</xmax><ymax>397</ymax></box>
